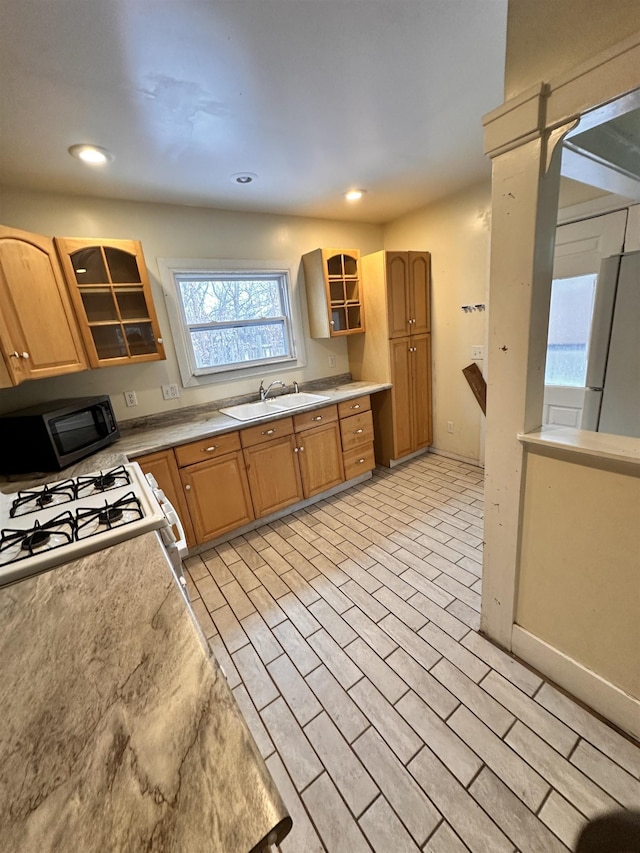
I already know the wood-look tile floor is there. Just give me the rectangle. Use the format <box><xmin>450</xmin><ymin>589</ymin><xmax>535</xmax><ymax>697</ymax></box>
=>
<box><xmin>185</xmin><ymin>453</ymin><xmax>640</xmax><ymax>852</ymax></box>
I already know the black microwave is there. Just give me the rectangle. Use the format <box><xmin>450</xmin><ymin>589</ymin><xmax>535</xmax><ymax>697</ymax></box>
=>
<box><xmin>0</xmin><ymin>395</ymin><xmax>120</xmax><ymax>474</ymax></box>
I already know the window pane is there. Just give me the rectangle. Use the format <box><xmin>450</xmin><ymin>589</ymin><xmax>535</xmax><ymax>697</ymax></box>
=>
<box><xmin>190</xmin><ymin>322</ymin><xmax>287</xmax><ymax>368</ymax></box>
<box><xmin>178</xmin><ymin>277</ymin><xmax>283</xmax><ymax>324</ymax></box>
<box><xmin>545</xmin><ymin>274</ymin><xmax>596</xmax><ymax>386</ymax></box>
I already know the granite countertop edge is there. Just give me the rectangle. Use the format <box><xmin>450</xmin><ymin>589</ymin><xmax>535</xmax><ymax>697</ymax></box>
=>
<box><xmin>117</xmin><ymin>379</ymin><xmax>391</xmax><ymax>458</ymax></box>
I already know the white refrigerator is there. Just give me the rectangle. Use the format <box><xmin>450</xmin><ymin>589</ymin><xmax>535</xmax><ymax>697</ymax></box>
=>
<box><xmin>581</xmin><ymin>250</ymin><xmax>640</xmax><ymax>437</ymax></box>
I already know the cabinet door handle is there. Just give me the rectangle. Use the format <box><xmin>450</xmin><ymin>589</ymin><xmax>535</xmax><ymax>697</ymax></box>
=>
<box><xmin>20</xmin><ymin>352</ymin><xmax>29</xmax><ymax>359</ymax></box>
<box><xmin>293</xmin><ymin>447</ymin><xmax>299</xmax><ymax>453</ymax></box>
<box><xmin>299</xmin><ymin>446</ymin><xmax>305</xmax><ymax>452</ymax></box>
<box><xmin>9</xmin><ymin>351</ymin><xmax>19</xmax><ymax>358</ymax></box>
<box><xmin>201</xmin><ymin>445</ymin><xmax>218</xmax><ymax>453</ymax></box>
<box><xmin>185</xmin><ymin>484</ymin><xmax>191</xmax><ymax>491</ymax></box>
<box><xmin>157</xmin><ymin>338</ymin><xmax>163</xmax><ymax>344</ymax></box>
<box><xmin>311</xmin><ymin>415</ymin><xmax>323</xmax><ymax>421</ymax></box>
<box><xmin>261</xmin><ymin>428</ymin><xmax>276</xmax><ymax>436</ymax></box>
<box><xmin>353</xmin><ymin>428</ymin><xmax>364</xmax><ymax>434</ymax></box>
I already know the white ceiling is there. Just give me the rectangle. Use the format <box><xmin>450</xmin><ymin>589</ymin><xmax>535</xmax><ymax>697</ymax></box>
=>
<box><xmin>0</xmin><ymin>0</ymin><xmax>508</xmax><ymax>224</ymax></box>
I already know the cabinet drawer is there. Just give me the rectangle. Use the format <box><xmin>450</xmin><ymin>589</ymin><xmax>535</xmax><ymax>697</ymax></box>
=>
<box><xmin>175</xmin><ymin>432</ymin><xmax>240</xmax><ymax>467</ymax></box>
<box><xmin>343</xmin><ymin>443</ymin><xmax>375</xmax><ymax>479</ymax></box>
<box><xmin>338</xmin><ymin>395</ymin><xmax>371</xmax><ymax>419</ymax></box>
<box><xmin>340</xmin><ymin>410</ymin><xmax>374</xmax><ymax>451</ymax></box>
<box><xmin>241</xmin><ymin>417</ymin><xmax>294</xmax><ymax>449</ymax></box>
<box><xmin>293</xmin><ymin>404</ymin><xmax>338</xmax><ymax>432</ymax></box>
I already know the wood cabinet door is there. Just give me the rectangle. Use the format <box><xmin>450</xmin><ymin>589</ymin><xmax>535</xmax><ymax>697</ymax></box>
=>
<box><xmin>297</xmin><ymin>421</ymin><xmax>344</xmax><ymax>498</ymax></box>
<box><xmin>181</xmin><ymin>451</ymin><xmax>254</xmax><ymax>543</ymax></box>
<box><xmin>386</xmin><ymin>251</ymin><xmax>410</xmax><ymax>339</ymax></box>
<box><xmin>133</xmin><ymin>448</ymin><xmax>196</xmax><ymax>548</ymax></box>
<box><xmin>243</xmin><ymin>434</ymin><xmax>303</xmax><ymax>518</ymax></box>
<box><xmin>55</xmin><ymin>236</ymin><xmax>165</xmax><ymax>368</ymax></box>
<box><xmin>390</xmin><ymin>337</ymin><xmax>414</xmax><ymax>459</ymax></box>
<box><xmin>411</xmin><ymin>333</ymin><xmax>433</xmax><ymax>449</ymax></box>
<box><xmin>409</xmin><ymin>251</ymin><xmax>431</xmax><ymax>335</ymax></box>
<box><xmin>0</xmin><ymin>226</ymin><xmax>87</xmax><ymax>385</ymax></box>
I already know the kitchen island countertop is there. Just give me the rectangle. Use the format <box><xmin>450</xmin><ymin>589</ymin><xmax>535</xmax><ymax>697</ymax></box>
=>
<box><xmin>0</xmin><ymin>529</ymin><xmax>291</xmax><ymax>852</ymax></box>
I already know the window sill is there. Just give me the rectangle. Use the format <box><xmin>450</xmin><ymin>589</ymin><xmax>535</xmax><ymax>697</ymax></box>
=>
<box><xmin>518</xmin><ymin>426</ymin><xmax>640</xmax><ymax>467</ymax></box>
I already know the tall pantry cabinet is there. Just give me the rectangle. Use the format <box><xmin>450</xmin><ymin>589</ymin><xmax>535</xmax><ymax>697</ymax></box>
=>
<box><xmin>348</xmin><ymin>251</ymin><xmax>432</xmax><ymax>466</ymax></box>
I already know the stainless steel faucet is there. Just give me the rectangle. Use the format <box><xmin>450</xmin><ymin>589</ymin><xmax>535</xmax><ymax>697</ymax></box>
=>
<box><xmin>259</xmin><ymin>379</ymin><xmax>287</xmax><ymax>401</ymax></box>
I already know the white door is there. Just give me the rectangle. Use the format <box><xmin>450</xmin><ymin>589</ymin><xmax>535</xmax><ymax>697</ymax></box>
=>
<box><xmin>543</xmin><ymin>210</ymin><xmax>627</xmax><ymax>428</ymax></box>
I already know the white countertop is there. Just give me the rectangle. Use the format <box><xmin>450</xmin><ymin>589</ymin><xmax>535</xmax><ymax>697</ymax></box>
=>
<box><xmin>519</xmin><ymin>425</ymin><xmax>640</xmax><ymax>466</ymax></box>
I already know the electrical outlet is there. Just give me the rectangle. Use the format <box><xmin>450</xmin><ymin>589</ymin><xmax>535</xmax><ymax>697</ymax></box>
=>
<box><xmin>162</xmin><ymin>383</ymin><xmax>181</xmax><ymax>400</ymax></box>
<box><xmin>471</xmin><ymin>345</ymin><xmax>484</xmax><ymax>360</ymax></box>
<box><xmin>328</xmin><ymin>354</ymin><xmax>337</xmax><ymax>368</ymax></box>
<box><xmin>124</xmin><ymin>390</ymin><xmax>138</xmax><ymax>407</ymax></box>
<box><xmin>447</xmin><ymin>420</ymin><xmax>454</xmax><ymax>434</ymax></box>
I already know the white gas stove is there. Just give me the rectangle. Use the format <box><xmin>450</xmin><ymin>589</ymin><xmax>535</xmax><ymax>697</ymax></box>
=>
<box><xmin>0</xmin><ymin>462</ymin><xmax>187</xmax><ymax>588</ymax></box>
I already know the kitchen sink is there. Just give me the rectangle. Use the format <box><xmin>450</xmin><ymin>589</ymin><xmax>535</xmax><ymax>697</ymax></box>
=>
<box><xmin>219</xmin><ymin>392</ymin><xmax>331</xmax><ymax>421</ymax></box>
<box><xmin>268</xmin><ymin>392</ymin><xmax>330</xmax><ymax>410</ymax></box>
<box><xmin>218</xmin><ymin>400</ymin><xmax>288</xmax><ymax>421</ymax></box>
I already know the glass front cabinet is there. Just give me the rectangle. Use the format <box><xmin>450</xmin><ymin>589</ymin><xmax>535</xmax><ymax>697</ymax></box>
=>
<box><xmin>55</xmin><ymin>237</ymin><xmax>165</xmax><ymax>367</ymax></box>
<box><xmin>302</xmin><ymin>248</ymin><xmax>365</xmax><ymax>338</ymax></box>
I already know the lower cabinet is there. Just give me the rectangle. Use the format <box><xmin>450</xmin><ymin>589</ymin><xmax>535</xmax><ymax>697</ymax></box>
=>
<box><xmin>135</xmin><ymin>395</ymin><xmax>376</xmax><ymax>548</ymax></box>
<box><xmin>132</xmin><ymin>448</ymin><xmax>196</xmax><ymax>547</ymax></box>
<box><xmin>389</xmin><ymin>333</ymin><xmax>432</xmax><ymax>458</ymax></box>
<box><xmin>294</xmin><ymin>407</ymin><xmax>345</xmax><ymax>498</ymax></box>
<box><xmin>180</xmin><ymin>451</ymin><xmax>254</xmax><ymax>543</ymax></box>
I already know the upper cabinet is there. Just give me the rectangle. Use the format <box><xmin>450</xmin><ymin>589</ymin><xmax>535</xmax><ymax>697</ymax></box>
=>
<box><xmin>302</xmin><ymin>248</ymin><xmax>365</xmax><ymax>338</ymax></box>
<box><xmin>0</xmin><ymin>226</ymin><xmax>88</xmax><ymax>387</ymax></box>
<box><xmin>55</xmin><ymin>237</ymin><xmax>166</xmax><ymax>368</ymax></box>
<box><xmin>386</xmin><ymin>251</ymin><xmax>431</xmax><ymax>338</ymax></box>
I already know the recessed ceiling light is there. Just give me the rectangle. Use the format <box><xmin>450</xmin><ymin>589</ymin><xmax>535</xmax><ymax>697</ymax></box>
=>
<box><xmin>232</xmin><ymin>172</ymin><xmax>257</xmax><ymax>184</ymax></box>
<box><xmin>68</xmin><ymin>144</ymin><xmax>114</xmax><ymax>166</ymax></box>
<box><xmin>345</xmin><ymin>189</ymin><xmax>366</xmax><ymax>201</ymax></box>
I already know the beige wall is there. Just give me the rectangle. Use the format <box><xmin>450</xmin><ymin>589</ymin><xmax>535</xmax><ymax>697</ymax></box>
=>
<box><xmin>0</xmin><ymin>189</ymin><xmax>382</xmax><ymax>422</ymax></box>
<box><xmin>505</xmin><ymin>0</ymin><xmax>640</xmax><ymax>99</ymax></box>
<box><xmin>517</xmin><ymin>450</ymin><xmax>640</xmax><ymax>698</ymax></box>
<box><xmin>383</xmin><ymin>182</ymin><xmax>490</xmax><ymax>463</ymax></box>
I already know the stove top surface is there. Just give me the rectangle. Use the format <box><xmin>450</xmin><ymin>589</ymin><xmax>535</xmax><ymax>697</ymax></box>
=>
<box><xmin>0</xmin><ymin>463</ymin><xmax>166</xmax><ymax>587</ymax></box>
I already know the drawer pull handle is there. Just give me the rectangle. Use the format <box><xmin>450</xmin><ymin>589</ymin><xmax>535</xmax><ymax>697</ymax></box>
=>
<box><xmin>311</xmin><ymin>415</ymin><xmax>323</xmax><ymax>421</ymax></box>
<box><xmin>351</xmin><ymin>404</ymin><xmax>361</xmax><ymax>409</ymax></box>
<box><xmin>357</xmin><ymin>457</ymin><xmax>365</xmax><ymax>464</ymax></box>
<box><xmin>262</xmin><ymin>428</ymin><xmax>276</xmax><ymax>435</ymax></box>
<box><xmin>353</xmin><ymin>428</ymin><xmax>364</xmax><ymax>434</ymax></box>
<box><xmin>201</xmin><ymin>445</ymin><xmax>218</xmax><ymax>453</ymax></box>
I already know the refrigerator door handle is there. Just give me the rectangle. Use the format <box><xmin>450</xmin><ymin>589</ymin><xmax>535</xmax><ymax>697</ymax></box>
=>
<box><xmin>585</xmin><ymin>254</ymin><xmax>621</xmax><ymax>388</ymax></box>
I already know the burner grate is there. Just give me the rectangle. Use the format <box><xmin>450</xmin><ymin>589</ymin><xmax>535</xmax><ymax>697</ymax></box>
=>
<box><xmin>0</xmin><ymin>513</ymin><xmax>75</xmax><ymax>565</ymax></box>
<box><xmin>76</xmin><ymin>492</ymin><xmax>144</xmax><ymax>540</ymax></box>
<box><xmin>75</xmin><ymin>465</ymin><xmax>131</xmax><ymax>499</ymax></box>
<box><xmin>10</xmin><ymin>480</ymin><xmax>77</xmax><ymax>518</ymax></box>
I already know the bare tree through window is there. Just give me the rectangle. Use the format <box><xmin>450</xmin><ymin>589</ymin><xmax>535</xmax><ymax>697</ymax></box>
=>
<box><xmin>175</xmin><ymin>272</ymin><xmax>294</xmax><ymax>371</ymax></box>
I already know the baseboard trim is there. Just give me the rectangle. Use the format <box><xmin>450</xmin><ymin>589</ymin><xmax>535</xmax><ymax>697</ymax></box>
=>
<box><xmin>511</xmin><ymin>624</ymin><xmax>640</xmax><ymax>741</ymax></box>
<box><xmin>388</xmin><ymin>447</ymin><xmax>429</xmax><ymax>468</ymax></box>
<box><xmin>428</xmin><ymin>446</ymin><xmax>484</xmax><ymax>469</ymax></box>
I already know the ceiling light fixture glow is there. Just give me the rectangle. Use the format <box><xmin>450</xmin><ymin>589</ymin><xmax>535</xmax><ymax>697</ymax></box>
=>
<box><xmin>232</xmin><ymin>172</ymin><xmax>257</xmax><ymax>185</ymax></box>
<box><xmin>345</xmin><ymin>189</ymin><xmax>365</xmax><ymax>201</ymax></box>
<box><xmin>68</xmin><ymin>144</ymin><xmax>114</xmax><ymax>166</ymax></box>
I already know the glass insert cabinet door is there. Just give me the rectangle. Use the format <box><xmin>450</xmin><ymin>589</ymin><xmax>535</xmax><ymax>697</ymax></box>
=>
<box><xmin>54</xmin><ymin>237</ymin><xmax>166</xmax><ymax>367</ymax></box>
<box><xmin>302</xmin><ymin>247</ymin><xmax>365</xmax><ymax>338</ymax></box>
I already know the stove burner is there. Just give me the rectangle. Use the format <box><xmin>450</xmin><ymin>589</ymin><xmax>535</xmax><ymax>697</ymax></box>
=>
<box><xmin>0</xmin><ymin>513</ymin><xmax>75</xmax><ymax>566</ymax></box>
<box><xmin>75</xmin><ymin>466</ymin><xmax>130</xmax><ymax>498</ymax></box>
<box><xmin>10</xmin><ymin>480</ymin><xmax>77</xmax><ymax>518</ymax></box>
<box><xmin>76</xmin><ymin>491</ymin><xmax>144</xmax><ymax>540</ymax></box>
<box><xmin>98</xmin><ymin>506</ymin><xmax>123</xmax><ymax>525</ymax></box>
<box><xmin>22</xmin><ymin>529</ymin><xmax>51</xmax><ymax>550</ymax></box>
<box><xmin>94</xmin><ymin>474</ymin><xmax>116</xmax><ymax>491</ymax></box>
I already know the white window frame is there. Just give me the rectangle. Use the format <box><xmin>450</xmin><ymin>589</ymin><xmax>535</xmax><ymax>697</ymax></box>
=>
<box><xmin>158</xmin><ymin>258</ymin><xmax>306</xmax><ymax>388</ymax></box>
